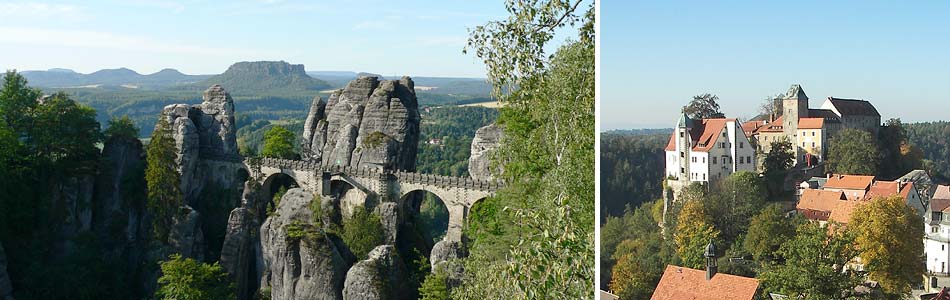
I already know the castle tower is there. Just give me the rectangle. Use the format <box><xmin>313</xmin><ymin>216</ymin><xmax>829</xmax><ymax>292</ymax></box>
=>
<box><xmin>676</xmin><ymin>110</ymin><xmax>693</xmax><ymax>180</ymax></box>
<box><xmin>783</xmin><ymin>84</ymin><xmax>809</xmax><ymax>137</ymax></box>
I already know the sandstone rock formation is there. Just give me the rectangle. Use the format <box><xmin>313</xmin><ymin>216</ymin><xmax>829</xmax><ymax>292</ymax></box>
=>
<box><xmin>50</xmin><ymin>175</ymin><xmax>95</xmax><ymax>254</ymax></box>
<box><xmin>168</xmin><ymin>206</ymin><xmax>206</xmax><ymax>261</ymax></box>
<box><xmin>468</xmin><ymin>123</ymin><xmax>504</xmax><ymax>180</ymax></box>
<box><xmin>0</xmin><ymin>242</ymin><xmax>12</xmax><ymax>300</ymax></box>
<box><xmin>260</xmin><ymin>188</ymin><xmax>347</xmax><ymax>300</ymax></box>
<box><xmin>160</xmin><ymin>84</ymin><xmax>240</xmax><ymax>204</ymax></box>
<box><xmin>302</xmin><ymin>76</ymin><xmax>420</xmax><ymax>171</ymax></box>
<box><xmin>342</xmin><ymin>245</ymin><xmax>409</xmax><ymax>300</ymax></box>
<box><xmin>220</xmin><ymin>181</ymin><xmax>264</xmax><ymax>300</ymax></box>
<box><xmin>374</xmin><ymin>202</ymin><xmax>399</xmax><ymax>245</ymax></box>
<box><xmin>430</xmin><ymin>239</ymin><xmax>465</xmax><ymax>271</ymax></box>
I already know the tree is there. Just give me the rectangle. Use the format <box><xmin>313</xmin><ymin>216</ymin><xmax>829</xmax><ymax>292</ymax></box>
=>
<box><xmin>261</xmin><ymin>125</ymin><xmax>296</xmax><ymax>159</ymax></box>
<box><xmin>147</xmin><ymin>118</ymin><xmax>183</xmax><ymax>242</ymax></box>
<box><xmin>29</xmin><ymin>92</ymin><xmax>102</xmax><ymax>167</ymax></box>
<box><xmin>419</xmin><ymin>270</ymin><xmax>450</xmax><ymax>300</ymax></box>
<box><xmin>608</xmin><ymin>232</ymin><xmax>674</xmax><ymax>300</ymax></box>
<box><xmin>674</xmin><ymin>199</ymin><xmax>720</xmax><ymax>269</ymax></box>
<box><xmin>758</xmin><ymin>93</ymin><xmax>785</xmax><ymax>118</ymax></box>
<box><xmin>155</xmin><ymin>254</ymin><xmax>235</xmax><ymax>300</ymax></box>
<box><xmin>684</xmin><ymin>93</ymin><xmax>725</xmax><ymax>119</ymax></box>
<box><xmin>706</xmin><ymin>171</ymin><xmax>767</xmax><ymax>244</ymax></box>
<box><xmin>104</xmin><ymin>115</ymin><xmax>140</xmax><ymax>141</ymax></box>
<box><xmin>762</xmin><ymin>138</ymin><xmax>794</xmax><ymax>195</ymax></box>
<box><xmin>760</xmin><ymin>222</ymin><xmax>861</xmax><ymax>300</ymax></box>
<box><xmin>848</xmin><ymin>195</ymin><xmax>924</xmax><ymax>297</ymax></box>
<box><xmin>0</xmin><ymin>70</ymin><xmax>41</xmax><ymax>133</ymax></box>
<box><xmin>743</xmin><ymin>204</ymin><xmax>799</xmax><ymax>263</ymax></box>
<box><xmin>453</xmin><ymin>0</ymin><xmax>594</xmax><ymax>298</ymax></box>
<box><xmin>341</xmin><ymin>206</ymin><xmax>385</xmax><ymax>260</ymax></box>
<box><xmin>826</xmin><ymin>128</ymin><xmax>879</xmax><ymax>175</ymax></box>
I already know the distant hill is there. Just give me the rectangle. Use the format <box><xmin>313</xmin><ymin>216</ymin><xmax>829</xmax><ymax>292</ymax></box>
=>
<box><xmin>306</xmin><ymin>71</ymin><xmax>491</xmax><ymax>95</ymax></box>
<box><xmin>199</xmin><ymin>61</ymin><xmax>330</xmax><ymax>94</ymax></box>
<box><xmin>603</xmin><ymin>128</ymin><xmax>672</xmax><ymax>136</ymax></box>
<box><xmin>16</xmin><ymin>67</ymin><xmax>211</xmax><ymax>88</ymax></box>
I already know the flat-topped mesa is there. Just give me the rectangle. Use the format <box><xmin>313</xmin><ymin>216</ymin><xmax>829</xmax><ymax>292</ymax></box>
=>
<box><xmin>302</xmin><ymin>76</ymin><xmax>420</xmax><ymax>171</ymax></box>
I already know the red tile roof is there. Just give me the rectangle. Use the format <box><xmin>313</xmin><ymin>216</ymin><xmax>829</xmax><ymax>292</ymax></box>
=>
<box><xmin>797</xmin><ymin>189</ymin><xmax>846</xmax><ymax>221</ymax></box>
<box><xmin>930</xmin><ymin>198</ymin><xmax>950</xmax><ymax>213</ymax></box>
<box><xmin>824</xmin><ymin>174</ymin><xmax>875</xmax><ymax>190</ymax></box>
<box><xmin>742</xmin><ymin>120</ymin><xmax>766</xmax><ymax>136</ymax></box>
<box><xmin>935</xmin><ymin>185</ymin><xmax>950</xmax><ymax>201</ymax></box>
<box><xmin>798</xmin><ymin>118</ymin><xmax>825</xmax><ymax>129</ymax></box>
<box><xmin>864</xmin><ymin>181</ymin><xmax>915</xmax><ymax>200</ymax></box>
<box><xmin>665</xmin><ymin>118</ymin><xmax>743</xmax><ymax>153</ymax></box>
<box><xmin>828</xmin><ymin>200</ymin><xmax>863</xmax><ymax>225</ymax></box>
<box><xmin>651</xmin><ymin>265</ymin><xmax>759</xmax><ymax>300</ymax></box>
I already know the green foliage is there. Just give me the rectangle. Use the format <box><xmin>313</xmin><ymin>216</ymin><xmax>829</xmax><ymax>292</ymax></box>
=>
<box><xmin>705</xmin><ymin>171</ymin><xmax>767</xmax><ymax>244</ymax></box>
<box><xmin>0</xmin><ymin>70</ymin><xmax>41</xmax><ymax>133</ymax></box>
<box><xmin>268</xmin><ymin>186</ymin><xmax>288</xmax><ymax>216</ymax></box>
<box><xmin>104</xmin><ymin>115</ymin><xmax>139</xmax><ymax>141</ymax></box>
<box><xmin>155</xmin><ymin>254</ymin><xmax>236</xmax><ymax>300</ymax></box>
<box><xmin>743</xmin><ymin>204</ymin><xmax>799</xmax><ymax>263</ymax></box>
<box><xmin>420</xmin><ymin>270</ymin><xmax>451</xmax><ymax>300</ymax></box>
<box><xmin>146</xmin><ymin>117</ymin><xmax>183</xmax><ymax>242</ymax></box>
<box><xmin>342</xmin><ymin>206</ymin><xmax>385</xmax><ymax>260</ymax></box>
<box><xmin>760</xmin><ymin>222</ymin><xmax>861</xmax><ymax>300</ymax></box>
<box><xmin>285</xmin><ymin>221</ymin><xmax>307</xmax><ymax>240</ymax></box>
<box><xmin>455</xmin><ymin>0</ymin><xmax>594</xmax><ymax>297</ymax></box>
<box><xmin>363</xmin><ymin>131</ymin><xmax>390</xmax><ymax>148</ymax></box>
<box><xmin>848</xmin><ymin>195</ymin><xmax>924</xmax><ymax>297</ymax></box>
<box><xmin>684</xmin><ymin>93</ymin><xmax>725</xmax><ymax>119</ymax></box>
<box><xmin>417</xmin><ymin>193</ymin><xmax>449</xmax><ymax>244</ymax></box>
<box><xmin>904</xmin><ymin>121</ymin><xmax>950</xmax><ymax>181</ymax></box>
<box><xmin>762</xmin><ymin>138</ymin><xmax>794</xmax><ymax>195</ymax></box>
<box><xmin>30</xmin><ymin>92</ymin><xmax>102</xmax><ymax>169</ymax></box>
<box><xmin>599</xmin><ymin>132</ymin><xmax>667</xmax><ymax>219</ymax></box>
<box><xmin>261</xmin><ymin>125</ymin><xmax>297</xmax><ymax>159</ymax></box>
<box><xmin>827</xmin><ymin>128</ymin><xmax>880</xmax><ymax>175</ymax></box>
<box><xmin>416</xmin><ymin>106</ymin><xmax>498</xmax><ymax>176</ymax></box>
<box><xmin>674</xmin><ymin>199</ymin><xmax>720</xmax><ymax>269</ymax></box>
<box><xmin>602</xmin><ymin>201</ymin><xmax>677</xmax><ymax>296</ymax></box>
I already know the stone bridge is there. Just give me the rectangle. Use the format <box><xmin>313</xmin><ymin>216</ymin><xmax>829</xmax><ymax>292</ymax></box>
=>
<box><xmin>206</xmin><ymin>154</ymin><xmax>501</xmax><ymax>242</ymax></box>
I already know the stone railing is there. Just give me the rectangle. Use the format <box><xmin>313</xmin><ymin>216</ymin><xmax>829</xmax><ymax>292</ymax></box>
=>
<box><xmin>238</xmin><ymin>157</ymin><xmax>503</xmax><ymax>192</ymax></box>
<box><xmin>394</xmin><ymin>170</ymin><xmax>503</xmax><ymax>191</ymax></box>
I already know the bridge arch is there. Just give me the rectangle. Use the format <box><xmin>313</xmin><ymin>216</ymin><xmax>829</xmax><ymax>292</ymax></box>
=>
<box><xmin>261</xmin><ymin>172</ymin><xmax>299</xmax><ymax>208</ymax></box>
<box><xmin>398</xmin><ymin>189</ymin><xmax>450</xmax><ymax>246</ymax></box>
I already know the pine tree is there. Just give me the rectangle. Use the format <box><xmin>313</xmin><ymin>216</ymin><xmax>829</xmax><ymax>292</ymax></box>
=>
<box><xmin>146</xmin><ymin>118</ymin><xmax>183</xmax><ymax>242</ymax></box>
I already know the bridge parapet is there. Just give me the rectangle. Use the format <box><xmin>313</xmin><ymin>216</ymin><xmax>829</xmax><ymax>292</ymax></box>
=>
<box><xmin>393</xmin><ymin>170</ymin><xmax>503</xmax><ymax>191</ymax></box>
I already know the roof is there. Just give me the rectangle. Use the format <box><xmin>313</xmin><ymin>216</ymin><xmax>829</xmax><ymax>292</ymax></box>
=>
<box><xmin>600</xmin><ymin>290</ymin><xmax>619</xmax><ymax>300</ymax></box>
<box><xmin>808</xmin><ymin>108</ymin><xmax>841</xmax><ymax>120</ymax></box>
<box><xmin>797</xmin><ymin>189</ymin><xmax>846</xmax><ymax>221</ymax></box>
<box><xmin>755</xmin><ymin>116</ymin><xmax>785</xmax><ymax>133</ymax></box>
<box><xmin>652</xmin><ymin>265</ymin><xmax>759</xmax><ymax>300</ymax></box>
<box><xmin>865</xmin><ymin>181</ymin><xmax>915</xmax><ymax>200</ymax></box>
<box><xmin>665</xmin><ymin>118</ymin><xmax>743</xmax><ymax>153</ymax></box>
<box><xmin>933</xmin><ymin>287</ymin><xmax>950</xmax><ymax>300</ymax></box>
<box><xmin>785</xmin><ymin>84</ymin><xmax>808</xmax><ymax>100</ymax></box>
<box><xmin>930</xmin><ymin>198</ymin><xmax>950</xmax><ymax>213</ymax></box>
<box><xmin>798</xmin><ymin>118</ymin><xmax>825</xmax><ymax>130</ymax></box>
<box><xmin>742</xmin><ymin>120</ymin><xmax>766</xmax><ymax>136</ymax></box>
<box><xmin>935</xmin><ymin>185</ymin><xmax>950</xmax><ymax>200</ymax></box>
<box><xmin>828</xmin><ymin>200</ymin><xmax>863</xmax><ymax>224</ymax></box>
<box><xmin>824</xmin><ymin>174</ymin><xmax>875</xmax><ymax>190</ymax></box>
<box><xmin>678</xmin><ymin>112</ymin><xmax>694</xmax><ymax>128</ymax></box>
<box><xmin>827</xmin><ymin>97</ymin><xmax>881</xmax><ymax>117</ymax></box>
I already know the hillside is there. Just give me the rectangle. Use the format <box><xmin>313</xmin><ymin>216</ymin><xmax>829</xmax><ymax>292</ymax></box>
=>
<box><xmin>200</xmin><ymin>61</ymin><xmax>329</xmax><ymax>94</ymax></box>
<box><xmin>15</xmin><ymin>68</ymin><xmax>211</xmax><ymax>88</ymax></box>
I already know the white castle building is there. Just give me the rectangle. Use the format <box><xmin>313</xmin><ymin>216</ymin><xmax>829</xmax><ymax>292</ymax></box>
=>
<box><xmin>665</xmin><ymin>115</ymin><xmax>756</xmax><ymax>183</ymax></box>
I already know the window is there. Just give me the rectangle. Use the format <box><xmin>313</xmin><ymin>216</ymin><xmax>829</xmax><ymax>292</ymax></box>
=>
<box><xmin>680</xmin><ymin>167</ymin><xmax>685</xmax><ymax>174</ymax></box>
<box><xmin>934</xmin><ymin>225</ymin><xmax>940</xmax><ymax>233</ymax></box>
<box><xmin>803</xmin><ymin>142</ymin><xmax>806</xmax><ymax>148</ymax></box>
<box><xmin>680</xmin><ymin>152</ymin><xmax>685</xmax><ymax>158</ymax></box>
<box><xmin>712</xmin><ymin>157</ymin><xmax>717</xmax><ymax>164</ymax></box>
<box><xmin>723</xmin><ymin>132</ymin><xmax>727</xmax><ymax>137</ymax></box>
<box><xmin>721</xmin><ymin>142</ymin><xmax>726</xmax><ymax>148</ymax></box>
<box><xmin>680</xmin><ymin>132</ymin><xmax>684</xmax><ymax>137</ymax></box>
<box><xmin>692</xmin><ymin>157</ymin><xmax>696</xmax><ymax>163</ymax></box>
<box><xmin>811</xmin><ymin>142</ymin><xmax>815</xmax><ymax>148</ymax></box>
<box><xmin>748</xmin><ymin>156</ymin><xmax>752</xmax><ymax>162</ymax></box>
<box><xmin>739</xmin><ymin>142</ymin><xmax>744</xmax><ymax>148</ymax></box>
<box><xmin>812</xmin><ymin>131</ymin><xmax>815</xmax><ymax>136</ymax></box>
<box><xmin>702</xmin><ymin>157</ymin><xmax>706</xmax><ymax>163</ymax></box>
<box><xmin>703</xmin><ymin>174</ymin><xmax>706</xmax><ymax>180</ymax></box>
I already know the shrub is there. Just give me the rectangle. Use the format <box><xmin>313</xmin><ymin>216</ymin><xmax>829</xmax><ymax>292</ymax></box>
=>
<box><xmin>342</xmin><ymin>206</ymin><xmax>385</xmax><ymax>260</ymax></box>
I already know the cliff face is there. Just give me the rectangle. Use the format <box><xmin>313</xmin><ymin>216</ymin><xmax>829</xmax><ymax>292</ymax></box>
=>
<box><xmin>302</xmin><ymin>76</ymin><xmax>421</xmax><ymax>171</ymax></box>
<box><xmin>260</xmin><ymin>189</ymin><xmax>348</xmax><ymax>300</ymax></box>
<box><xmin>468</xmin><ymin>123</ymin><xmax>504</xmax><ymax>180</ymax></box>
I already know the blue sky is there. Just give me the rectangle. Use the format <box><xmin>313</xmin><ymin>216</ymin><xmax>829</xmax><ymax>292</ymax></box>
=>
<box><xmin>601</xmin><ymin>1</ymin><xmax>950</xmax><ymax>130</ymax></box>
<box><xmin>0</xmin><ymin>0</ymin><xmax>528</xmax><ymax>77</ymax></box>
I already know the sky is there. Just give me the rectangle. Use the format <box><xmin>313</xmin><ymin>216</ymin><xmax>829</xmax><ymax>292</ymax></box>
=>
<box><xmin>601</xmin><ymin>1</ymin><xmax>950</xmax><ymax>130</ymax></box>
<box><xmin>0</xmin><ymin>0</ymin><xmax>535</xmax><ymax>77</ymax></box>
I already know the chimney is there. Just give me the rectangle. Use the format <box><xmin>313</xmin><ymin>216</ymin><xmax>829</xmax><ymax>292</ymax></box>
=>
<box><xmin>704</xmin><ymin>240</ymin><xmax>717</xmax><ymax>280</ymax></box>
